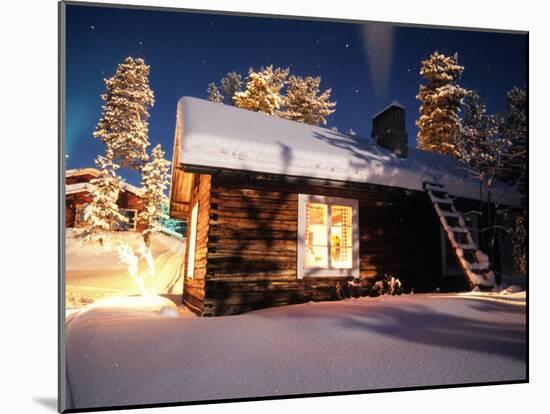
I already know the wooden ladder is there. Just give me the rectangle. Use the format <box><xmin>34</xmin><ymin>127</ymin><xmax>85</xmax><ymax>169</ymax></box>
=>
<box><xmin>424</xmin><ymin>182</ymin><xmax>495</xmax><ymax>290</ymax></box>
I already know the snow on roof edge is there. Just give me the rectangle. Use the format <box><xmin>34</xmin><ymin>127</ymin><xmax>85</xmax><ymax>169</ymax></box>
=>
<box><xmin>371</xmin><ymin>100</ymin><xmax>405</xmax><ymax>120</ymax></box>
<box><xmin>66</xmin><ymin>168</ymin><xmax>101</xmax><ymax>178</ymax></box>
<box><xmin>66</xmin><ymin>180</ymin><xmax>144</xmax><ymax>196</ymax></box>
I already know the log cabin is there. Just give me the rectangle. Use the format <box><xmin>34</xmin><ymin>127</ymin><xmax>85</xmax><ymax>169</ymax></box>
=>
<box><xmin>66</xmin><ymin>168</ymin><xmax>146</xmax><ymax>232</ymax></box>
<box><xmin>169</xmin><ymin>97</ymin><xmax>520</xmax><ymax>316</ymax></box>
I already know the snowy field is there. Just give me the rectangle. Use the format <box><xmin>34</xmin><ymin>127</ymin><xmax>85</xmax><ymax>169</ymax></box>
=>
<box><xmin>65</xmin><ymin>292</ymin><xmax>526</xmax><ymax>410</ymax></box>
<box><xmin>65</xmin><ymin>229</ymin><xmax>185</xmax><ymax>309</ymax></box>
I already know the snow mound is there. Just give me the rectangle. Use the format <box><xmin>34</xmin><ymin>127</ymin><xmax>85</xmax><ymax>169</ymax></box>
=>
<box><xmin>159</xmin><ymin>305</ymin><xmax>179</xmax><ymax>317</ymax></box>
<box><xmin>504</xmin><ymin>285</ymin><xmax>523</xmax><ymax>294</ymax></box>
<box><xmin>76</xmin><ymin>295</ymin><xmax>177</xmax><ymax>316</ymax></box>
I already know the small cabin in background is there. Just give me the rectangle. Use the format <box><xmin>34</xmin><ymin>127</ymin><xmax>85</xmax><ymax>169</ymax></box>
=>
<box><xmin>65</xmin><ymin>168</ymin><xmax>146</xmax><ymax>232</ymax></box>
<box><xmin>169</xmin><ymin>97</ymin><xmax>521</xmax><ymax>317</ymax></box>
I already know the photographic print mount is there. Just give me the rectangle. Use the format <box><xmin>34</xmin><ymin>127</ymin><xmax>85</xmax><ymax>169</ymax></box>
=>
<box><xmin>59</xmin><ymin>1</ymin><xmax>528</xmax><ymax>412</ymax></box>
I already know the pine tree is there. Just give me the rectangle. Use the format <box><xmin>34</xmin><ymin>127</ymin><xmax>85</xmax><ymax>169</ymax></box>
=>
<box><xmin>279</xmin><ymin>75</ymin><xmax>336</xmax><ymax>125</ymax></box>
<box><xmin>220</xmin><ymin>72</ymin><xmax>242</xmax><ymax>105</ymax></box>
<box><xmin>500</xmin><ymin>87</ymin><xmax>527</xmax><ymax>275</ymax></box>
<box><xmin>501</xmin><ymin>88</ymin><xmax>527</xmax><ymax>202</ymax></box>
<box><xmin>416</xmin><ymin>52</ymin><xmax>468</xmax><ymax>156</ymax></box>
<box><xmin>81</xmin><ymin>149</ymin><xmax>126</xmax><ymax>245</ymax></box>
<box><xmin>139</xmin><ymin>144</ymin><xmax>171</xmax><ymax>247</ymax></box>
<box><xmin>94</xmin><ymin>57</ymin><xmax>155</xmax><ymax>170</ymax></box>
<box><xmin>233</xmin><ymin>66</ymin><xmax>289</xmax><ymax>115</ymax></box>
<box><xmin>207</xmin><ymin>82</ymin><xmax>223</xmax><ymax>103</ymax></box>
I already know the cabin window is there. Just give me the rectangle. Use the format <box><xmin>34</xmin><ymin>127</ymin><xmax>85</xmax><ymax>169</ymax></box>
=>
<box><xmin>74</xmin><ymin>205</ymin><xmax>86</xmax><ymax>227</ymax></box>
<box><xmin>116</xmin><ymin>209</ymin><xmax>137</xmax><ymax>231</ymax></box>
<box><xmin>298</xmin><ymin>194</ymin><xmax>359</xmax><ymax>279</ymax></box>
<box><xmin>186</xmin><ymin>201</ymin><xmax>199</xmax><ymax>279</ymax></box>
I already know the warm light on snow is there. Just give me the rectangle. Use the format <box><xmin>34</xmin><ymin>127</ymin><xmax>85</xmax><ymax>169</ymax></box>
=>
<box><xmin>79</xmin><ymin>295</ymin><xmax>177</xmax><ymax>314</ymax></box>
<box><xmin>116</xmin><ymin>243</ymin><xmax>155</xmax><ymax>298</ymax></box>
<box><xmin>73</xmin><ymin>240</ymin><xmax>178</xmax><ymax>315</ymax></box>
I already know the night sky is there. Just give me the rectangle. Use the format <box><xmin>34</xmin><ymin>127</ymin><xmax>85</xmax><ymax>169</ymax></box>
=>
<box><xmin>65</xmin><ymin>4</ymin><xmax>527</xmax><ymax>185</ymax></box>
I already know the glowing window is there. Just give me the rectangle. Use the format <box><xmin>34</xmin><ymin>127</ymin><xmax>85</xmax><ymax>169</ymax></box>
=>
<box><xmin>186</xmin><ymin>202</ymin><xmax>199</xmax><ymax>279</ymax></box>
<box><xmin>298</xmin><ymin>195</ymin><xmax>359</xmax><ymax>278</ymax></box>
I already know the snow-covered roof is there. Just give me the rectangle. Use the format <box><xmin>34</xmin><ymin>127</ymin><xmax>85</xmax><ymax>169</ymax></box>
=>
<box><xmin>66</xmin><ymin>168</ymin><xmax>101</xmax><ymax>178</ymax></box>
<box><xmin>175</xmin><ymin>97</ymin><xmax>520</xmax><ymax>207</ymax></box>
<box><xmin>66</xmin><ymin>175</ymin><xmax>143</xmax><ymax>196</ymax></box>
<box><xmin>66</xmin><ymin>182</ymin><xmax>96</xmax><ymax>195</ymax></box>
<box><xmin>372</xmin><ymin>100</ymin><xmax>405</xmax><ymax>119</ymax></box>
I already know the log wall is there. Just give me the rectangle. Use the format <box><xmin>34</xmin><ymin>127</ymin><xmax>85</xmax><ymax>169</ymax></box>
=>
<box><xmin>194</xmin><ymin>173</ymin><xmax>462</xmax><ymax>316</ymax></box>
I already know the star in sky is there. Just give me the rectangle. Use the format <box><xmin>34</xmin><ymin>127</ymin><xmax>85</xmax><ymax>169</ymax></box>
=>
<box><xmin>90</xmin><ymin>25</ymin><xmax>94</xmax><ymax>30</ymax></box>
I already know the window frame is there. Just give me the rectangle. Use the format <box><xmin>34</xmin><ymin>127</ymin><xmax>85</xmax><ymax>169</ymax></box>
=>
<box><xmin>118</xmin><ymin>208</ymin><xmax>138</xmax><ymax>231</ymax></box>
<box><xmin>186</xmin><ymin>201</ymin><xmax>199</xmax><ymax>280</ymax></box>
<box><xmin>74</xmin><ymin>204</ymin><xmax>86</xmax><ymax>227</ymax></box>
<box><xmin>297</xmin><ymin>194</ymin><xmax>360</xmax><ymax>279</ymax></box>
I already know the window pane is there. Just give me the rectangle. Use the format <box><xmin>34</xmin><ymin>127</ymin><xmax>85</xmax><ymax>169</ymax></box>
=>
<box><xmin>306</xmin><ymin>203</ymin><xmax>328</xmax><ymax>246</ymax></box>
<box><xmin>330</xmin><ymin>226</ymin><xmax>352</xmax><ymax>248</ymax></box>
<box><xmin>75</xmin><ymin>206</ymin><xmax>86</xmax><ymax>226</ymax></box>
<box><xmin>307</xmin><ymin>203</ymin><xmax>327</xmax><ymax>225</ymax></box>
<box><xmin>307</xmin><ymin>224</ymin><xmax>328</xmax><ymax>246</ymax></box>
<box><xmin>331</xmin><ymin>205</ymin><xmax>352</xmax><ymax>226</ymax></box>
<box><xmin>118</xmin><ymin>209</ymin><xmax>136</xmax><ymax>231</ymax></box>
<box><xmin>305</xmin><ymin>246</ymin><xmax>329</xmax><ymax>268</ymax></box>
<box><xmin>331</xmin><ymin>247</ymin><xmax>353</xmax><ymax>269</ymax></box>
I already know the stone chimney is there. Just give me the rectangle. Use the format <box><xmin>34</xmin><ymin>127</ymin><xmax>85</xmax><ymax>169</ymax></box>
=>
<box><xmin>371</xmin><ymin>101</ymin><xmax>408</xmax><ymax>158</ymax></box>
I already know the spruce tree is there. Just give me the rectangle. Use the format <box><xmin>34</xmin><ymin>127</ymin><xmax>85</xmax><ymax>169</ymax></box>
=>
<box><xmin>501</xmin><ymin>88</ymin><xmax>527</xmax><ymax>201</ymax></box>
<box><xmin>280</xmin><ymin>75</ymin><xmax>336</xmax><ymax>125</ymax></box>
<box><xmin>416</xmin><ymin>52</ymin><xmax>468</xmax><ymax>156</ymax></box>
<box><xmin>220</xmin><ymin>72</ymin><xmax>242</xmax><ymax>105</ymax></box>
<box><xmin>94</xmin><ymin>57</ymin><xmax>155</xmax><ymax>170</ymax></box>
<box><xmin>139</xmin><ymin>144</ymin><xmax>171</xmax><ymax>247</ymax></box>
<box><xmin>233</xmin><ymin>66</ymin><xmax>289</xmax><ymax>115</ymax></box>
<box><xmin>81</xmin><ymin>149</ymin><xmax>126</xmax><ymax>245</ymax></box>
<box><xmin>207</xmin><ymin>82</ymin><xmax>223</xmax><ymax>103</ymax></box>
<box><xmin>500</xmin><ymin>87</ymin><xmax>527</xmax><ymax>275</ymax></box>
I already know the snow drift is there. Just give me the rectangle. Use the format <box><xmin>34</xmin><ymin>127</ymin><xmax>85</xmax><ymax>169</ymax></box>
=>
<box><xmin>65</xmin><ymin>293</ymin><xmax>526</xmax><ymax>410</ymax></box>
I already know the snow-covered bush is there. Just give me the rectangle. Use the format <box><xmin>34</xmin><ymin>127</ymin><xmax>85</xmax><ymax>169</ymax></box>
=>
<box><xmin>373</xmin><ymin>274</ymin><xmax>404</xmax><ymax>296</ymax></box>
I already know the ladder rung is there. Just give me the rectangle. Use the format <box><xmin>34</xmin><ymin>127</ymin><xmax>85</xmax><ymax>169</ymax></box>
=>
<box><xmin>431</xmin><ymin>196</ymin><xmax>452</xmax><ymax>204</ymax></box>
<box><xmin>425</xmin><ymin>183</ymin><xmax>446</xmax><ymax>191</ymax></box>
<box><xmin>440</xmin><ymin>211</ymin><xmax>460</xmax><ymax>218</ymax></box>
<box><xmin>457</xmin><ymin>243</ymin><xmax>476</xmax><ymax>250</ymax></box>
<box><xmin>450</xmin><ymin>226</ymin><xmax>468</xmax><ymax>233</ymax></box>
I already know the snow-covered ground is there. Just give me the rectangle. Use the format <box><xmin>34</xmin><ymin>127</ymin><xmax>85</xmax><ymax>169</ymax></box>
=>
<box><xmin>65</xmin><ymin>229</ymin><xmax>185</xmax><ymax>309</ymax></box>
<box><xmin>65</xmin><ymin>292</ymin><xmax>526</xmax><ymax>410</ymax></box>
